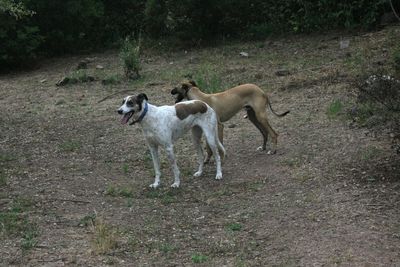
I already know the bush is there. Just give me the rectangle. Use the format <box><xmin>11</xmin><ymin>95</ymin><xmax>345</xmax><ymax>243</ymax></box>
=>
<box><xmin>351</xmin><ymin>73</ymin><xmax>400</xmax><ymax>135</ymax></box>
<box><xmin>120</xmin><ymin>37</ymin><xmax>141</xmax><ymax>79</ymax></box>
<box><xmin>0</xmin><ymin>1</ymin><xmax>42</xmax><ymax>68</ymax></box>
<box><xmin>144</xmin><ymin>0</ymin><xmax>167</xmax><ymax>37</ymax></box>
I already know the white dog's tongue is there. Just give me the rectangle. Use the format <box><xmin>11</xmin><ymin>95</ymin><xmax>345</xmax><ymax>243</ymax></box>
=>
<box><xmin>121</xmin><ymin>113</ymin><xmax>130</xmax><ymax>124</ymax></box>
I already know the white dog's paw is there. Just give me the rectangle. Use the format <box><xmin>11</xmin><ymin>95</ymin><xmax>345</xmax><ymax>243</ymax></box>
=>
<box><xmin>256</xmin><ymin>146</ymin><xmax>264</xmax><ymax>151</ymax></box>
<box><xmin>193</xmin><ymin>171</ymin><xmax>203</xmax><ymax>177</ymax></box>
<box><xmin>170</xmin><ymin>182</ymin><xmax>180</xmax><ymax>188</ymax></box>
<box><xmin>149</xmin><ymin>182</ymin><xmax>160</xmax><ymax>188</ymax></box>
<box><xmin>215</xmin><ymin>173</ymin><xmax>223</xmax><ymax>180</ymax></box>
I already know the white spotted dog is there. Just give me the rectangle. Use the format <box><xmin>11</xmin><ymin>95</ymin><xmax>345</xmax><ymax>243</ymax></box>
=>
<box><xmin>117</xmin><ymin>93</ymin><xmax>225</xmax><ymax>188</ymax></box>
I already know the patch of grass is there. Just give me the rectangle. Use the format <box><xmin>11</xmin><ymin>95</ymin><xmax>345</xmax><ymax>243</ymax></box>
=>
<box><xmin>0</xmin><ymin>172</ymin><xmax>7</xmax><ymax>186</ymax></box>
<box><xmin>79</xmin><ymin>213</ymin><xmax>97</xmax><ymax>227</ymax></box>
<box><xmin>0</xmin><ymin>153</ymin><xmax>15</xmax><ymax>163</ymax></box>
<box><xmin>59</xmin><ymin>140</ymin><xmax>81</xmax><ymax>152</ymax></box>
<box><xmin>105</xmin><ymin>184</ymin><xmax>134</xmax><ymax>198</ymax></box>
<box><xmin>360</xmin><ymin>146</ymin><xmax>381</xmax><ymax>161</ymax></box>
<box><xmin>226</xmin><ymin>222</ymin><xmax>243</xmax><ymax>232</ymax></box>
<box><xmin>101</xmin><ymin>73</ymin><xmax>122</xmax><ymax>85</ymax></box>
<box><xmin>122</xmin><ymin>163</ymin><xmax>129</xmax><ymax>174</ymax></box>
<box><xmin>11</xmin><ymin>197</ymin><xmax>35</xmax><ymax>213</ymax></box>
<box><xmin>159</xmin><ymin>242</ymin><xmax>177</xmax><ymax>254</ymax></box>
<box><xmin>281</xmin><ymin>157</ymin><xmax>301</xmax><ymax>168</ymax></box>
<box><xmin>144</xmin><ymin>189</ymin><xmax>178</xmax><ymax>205</ymax></box>
<box><xmin>191</xmin><ymin>253</ymin><xmax>208</xmax><ymax>264</ymax></box>
<box><xmin>21</xmin><ymin>224</ymin><xmax>38</xmax><ymax>251</ymax></box>
<box><xmin>91</xmin><ymin>218</ymin><xmax>118</xmax><ymax>255</ymax></box>
<box><xmin>0</xmin><ymin>196</ymin><xmax>38</xmax><ymax>251</ymax></box>
<box><xmin>63</xmin><ymin>69</ymin><xmax>95</xmax><ymax>85</ymax></box>
<box><xmin>327</xmin><ymin>99</ymin><xmax>344</xmax><ymax>118</ymax></box>
<box><xmin>194</xmin><ymin>63</ymin><xmax>223</xmax><ymax>93</ymax></box>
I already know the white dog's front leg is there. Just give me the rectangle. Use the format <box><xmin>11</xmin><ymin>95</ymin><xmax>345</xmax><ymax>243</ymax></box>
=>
<box><xmin>165</xmin><ymin>145</ymin><xmax>180</xmax><ymax>188</ymax></box>
<box><xmin>148</xmin><ymin>145</ymin><xmax>161</xmax><ymax>188</ymax></box>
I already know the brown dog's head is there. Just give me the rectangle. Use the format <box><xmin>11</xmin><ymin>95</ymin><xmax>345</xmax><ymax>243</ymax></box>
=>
<box><xmin>117</xmin><ymin>93</ymin><xmax>148</xmax><ymax>124</ymax></box>
<box><xmin>171</xmin><ymin>80</ymin><xmax>197</xmax><ymax>103</ymax></box>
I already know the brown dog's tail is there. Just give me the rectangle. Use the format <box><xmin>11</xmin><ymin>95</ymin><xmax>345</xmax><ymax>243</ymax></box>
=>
<box><xmin>267</xmin><ymin>98</ymin><xmax>290</xmax><ymax>117</ymax></box>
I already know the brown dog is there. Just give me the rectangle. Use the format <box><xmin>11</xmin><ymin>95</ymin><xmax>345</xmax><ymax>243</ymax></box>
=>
<box><xmin>171</xmin><ymin>81</ymin><xmax>289</xmax><ymax>161</ymax></box>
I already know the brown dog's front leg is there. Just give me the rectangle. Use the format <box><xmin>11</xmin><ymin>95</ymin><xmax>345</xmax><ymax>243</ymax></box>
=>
<box><xmin>204</xmin><ymin>122</ymin><xmax>224</xmax><ymax>163</ymax></box>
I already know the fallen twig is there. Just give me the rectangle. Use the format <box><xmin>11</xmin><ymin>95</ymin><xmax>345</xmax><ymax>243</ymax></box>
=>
<box><xmin>97</xmin><ymin>89</ymin><xmax>133</xmax><ymax>103</ymax></box>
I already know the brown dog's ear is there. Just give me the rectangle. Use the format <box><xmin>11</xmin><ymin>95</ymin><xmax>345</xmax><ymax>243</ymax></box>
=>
<box><xmin>188</xmin><ymin>80</ymin><xmax>197</xmax><ymax>87</ymax></box>
<box><xmin>181</xmin><ymin>83</ymin><xmax>189</xmax><ymax>91</ymax></box>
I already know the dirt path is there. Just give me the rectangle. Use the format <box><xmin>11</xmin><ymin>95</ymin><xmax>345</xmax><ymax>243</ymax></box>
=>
<box><xmin>1</xmin><ymin>27</ymin><xmax>399</xmax><ymax>266</ymax></box>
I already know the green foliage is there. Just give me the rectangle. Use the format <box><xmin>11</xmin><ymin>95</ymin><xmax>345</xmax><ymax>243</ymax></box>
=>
<box><xmin>226</xmin><ymin>222</ymin><xmax>243</xmax><ymax>232</ymax></box>
<box><xmin>105</xmin><ymin>184</ymin><xmax>134</xmax><ymax>198</ymax></box>
<box><xmin>327</xmin><ymin>99</ymin><xmax>344</xmax><ymax>119</ymax></box>
<box><xmin>393</xmin><ymin>47</ymin><xmax>400</xmax><ymax>74</ymax></box>
<box><xmin>0</xmin><ymin>0</ymin><xmax>389</xmax><ymax>67</ymax></box>
<box><xmin>194</xmin><ymin>64</ymin><xmax>223</xmax><ymax>93</ymax></box>
<box><xmin>120</xmin><ymin>37</ymin><xmax>141</xmax><ymax>79</ymax></box>
<box><xmin>191</xmin><ymin>253</ymin><xmax>208</xmax><ymax>263</ymax></box>
<box><xmin>144</xmin><ymin>0</ymin><xmax>167</xmax><ymax>37</ymax></box>
<box><xmin>0</xmin><ymin>196</ymin><xmax>38</xmax><ymax>250</ymax></box>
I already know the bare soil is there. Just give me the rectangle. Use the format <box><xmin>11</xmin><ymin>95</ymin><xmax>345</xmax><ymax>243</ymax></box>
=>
<box><xmin>1</xmin><ymin>26</ymin><xmax>400</xmax><ymax>266</ymax></box>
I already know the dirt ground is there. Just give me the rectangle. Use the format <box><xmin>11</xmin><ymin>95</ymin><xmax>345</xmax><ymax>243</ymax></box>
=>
<box><xmin>1</xmin><ymin>26</ymin><xmax>400</xmax><ymax>266</ymax></box>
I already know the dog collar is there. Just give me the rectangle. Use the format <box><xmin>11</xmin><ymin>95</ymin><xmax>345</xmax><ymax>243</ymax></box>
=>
<box><xmin>130</xmin><ymin>102</ymin><xmax>148</xmax><ymax>125</ymax></box>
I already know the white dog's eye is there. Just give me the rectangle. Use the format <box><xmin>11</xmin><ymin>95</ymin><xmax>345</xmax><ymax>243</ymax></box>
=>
<box><xmin>126</xmin><ymin>100</ymin><xmax>134</xmax><ymax>106</ymax></box>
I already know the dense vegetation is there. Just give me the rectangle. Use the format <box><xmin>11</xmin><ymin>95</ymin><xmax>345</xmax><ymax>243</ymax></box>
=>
<box><xmin>0</xmin><ymin>0</ymin><xmax>395</xmax><ymax>67</ymax></box>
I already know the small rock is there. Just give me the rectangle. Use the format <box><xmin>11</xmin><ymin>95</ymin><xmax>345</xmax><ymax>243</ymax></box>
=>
<box><xmin>340</xmin><ymin>39</ymin><xmax>350</xmax><ymax>49</ymax></box>
<box><xmin>39</xmin><ymin>78</ymin><xmax>47</xmax><ymax>83</ymax></box>
<box><xmin>96</xmin><ymin>64</ymin><xmax>104</xmax><ymax>70</ymax></box>
<box><xmin>76</xmin><ymin>60</ymin><xmax>88</xmax><ymax>70</ymax></box>
<box><xmin>239</xmin><ymin>52</ymin><xmax>249</xmax><ymax>57</ymax></box>
<box><xmin>275</xmin><ymin>69</ymin><xmax>291</xmax><ymax>76</ymax></box>
<box><xmin>56</xmin><ymin>77</ymin><xmax>70</xmax><ymax>86</ymax></box>
<box><xmin>254</xmin><ymin>73</ymin><xmax>263</xmax><ymax>80</ymax></box>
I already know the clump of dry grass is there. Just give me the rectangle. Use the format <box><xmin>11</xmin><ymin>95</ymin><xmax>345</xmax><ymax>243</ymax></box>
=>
<box><xmin>90</xmin><ymin>218</ymin><xmax>118</xmax><ymax>255</ymax></box>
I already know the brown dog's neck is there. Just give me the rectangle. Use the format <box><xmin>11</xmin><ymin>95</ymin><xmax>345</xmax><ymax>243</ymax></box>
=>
<box><xmin>188</xmin><ymin>86</ymin><xmax>209</xmax><ymax>101</ymax></box>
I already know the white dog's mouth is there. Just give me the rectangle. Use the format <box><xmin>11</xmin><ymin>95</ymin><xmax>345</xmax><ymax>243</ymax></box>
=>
<box><xmin>120</xmin><ymin>111</ymin><xmax>134</xmax><ymax>124</ymax></box>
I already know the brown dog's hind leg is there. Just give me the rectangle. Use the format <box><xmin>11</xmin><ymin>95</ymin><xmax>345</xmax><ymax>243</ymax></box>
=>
<box><xmin>245</xmin><ymin>106</ymin><xmax>268</xmax><ymax>151</ymax></box>
<box><xmin>254</xmin><ymin>109</ymin><xmax>278</xmax><ymax>154</ymax></box>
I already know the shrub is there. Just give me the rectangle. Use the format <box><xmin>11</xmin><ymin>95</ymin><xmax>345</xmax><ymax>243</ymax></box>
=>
<box><xmin>144</xmin><ymin>0</ymin><xmax>167</xmax><ymax>37</ymax></box>
<box><xmin>120</xmin><ymin>37</ymin><xmax>141</xmax><ymax>79</ymax></box>
<box><xmin>0</xmin><ymin>1</ymin><xmax>42</xmax><ymax>68</ymax></box>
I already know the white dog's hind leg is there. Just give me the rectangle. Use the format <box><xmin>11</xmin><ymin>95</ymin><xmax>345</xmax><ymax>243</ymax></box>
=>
<box><xmin>191</xmin><ymin>126</ymin><xmax>204</xmax><ymax>177</ymax></box>
<box><xmin>165</xmin><ymin>145</ymin><xmax>180</xmax><ymax>188</ymax></box>
<box><xmin>148</xmin><ymin>145</ymin><xmax>161</xmax><ymax>188</ymax></box>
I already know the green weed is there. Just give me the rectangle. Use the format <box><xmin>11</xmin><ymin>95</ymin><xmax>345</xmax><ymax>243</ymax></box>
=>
<box><xmin>194</xmin><ymin>63</ymin><xmax>223</xmax><ymax>93</ymax></box>
<box><xmin>226</xmin><ymin>222</ymin><xmax>242</xmax><ymax>232</ymax></box>
<box><xmin>59</xmin><ymin>140</ymin><xmax>81</xmax><ymax>152</ymax></box>
<box><xmin>327</xmin><ymin>99</ymin><xmax>344</xmax><ymax>118</ymax></box>
<box><xmin>105</xmin><ymin>184</ymin><xmax>134</xmax><ymax>198</ymax></box>
<box><xmin>159</xmin><ymin>242</ymin><xmax>177</xmax><ymax>254</ymax></box>
<box><xmin>191</xmin><ymin>253</ymin><xmax>208</xmax><ymax>264</ymax></box>
<box><xmin>0</xmin><ymin>172</ymin><xmax>7</xmax><ymax>186</ymax></box>
<box><xmin>79</xmin><ymin>213</ymin><xmax>97</xmax><ymax>227</ymax></box>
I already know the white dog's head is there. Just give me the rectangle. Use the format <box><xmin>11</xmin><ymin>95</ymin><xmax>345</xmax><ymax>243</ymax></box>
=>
<box><xmin>117</xmin><ymin>93</ymin><xmax>148</xmax><ymax>124</ymax></box>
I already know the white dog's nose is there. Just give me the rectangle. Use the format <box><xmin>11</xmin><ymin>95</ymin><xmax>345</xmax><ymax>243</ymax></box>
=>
<box><xmin>117</xmin><ymin>109</ymin><xmax>123</xmax><ymax>115</ymax></box>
